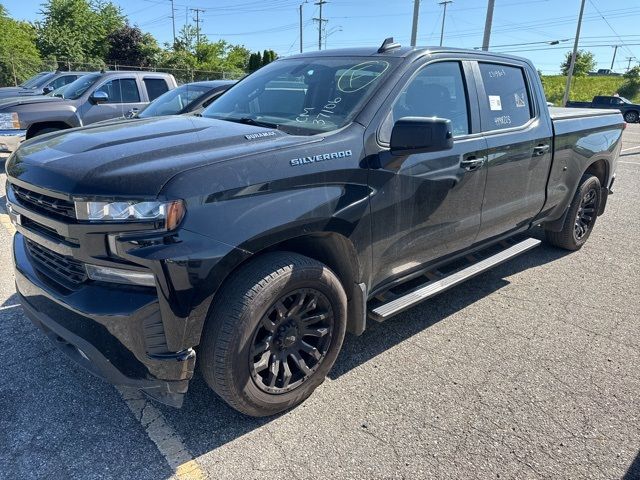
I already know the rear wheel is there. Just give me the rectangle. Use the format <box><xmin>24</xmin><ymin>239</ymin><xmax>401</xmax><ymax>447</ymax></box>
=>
<box><xmin>545</xmin><ymin>174</ymin><xmax>601</xmax><ymax>250</ymax></box>
<box><xmin>199</xmin><ymin>252</ymin><xmax>347</xmax><ymax>417</ymax></box>
<box><xmin>623</xmin><ymin>110</ymin><xmax>639</xmax><ymax>123</ymax></box>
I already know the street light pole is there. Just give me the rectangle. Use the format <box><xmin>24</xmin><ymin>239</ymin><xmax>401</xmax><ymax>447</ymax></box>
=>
<box><xmin>610</xmin><ymin>45</ymin><xmax>619</xmax><ymax>71</ymax></box>
<box><xmin>439</xmin><ymin>1</ymin><xmax>453</xmax><ymax>47</ymax></box>
<box><xmin>299</xmin><ymin>2</ymin><xmax>306</xmax><ymax>53</ymax></box>
<box><xmin>562</xmin><ymin>0</ymin><xmax>586</xmax><ymax>107</ymax></box>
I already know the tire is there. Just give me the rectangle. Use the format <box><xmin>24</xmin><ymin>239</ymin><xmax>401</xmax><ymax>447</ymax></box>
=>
<box><xmin>623</xmin><ymin>110</ymin><xmax>639</xmax><ymax>123</ymax></box>
<box><xmin>544</xmin><ymin>174</ymin><xmax>601</xmax><ymax>251</ymax></box>
<box><xmin>199</xmin><ymin>252</ymin><xmax>347</xmax><ymax>417</ymax></box>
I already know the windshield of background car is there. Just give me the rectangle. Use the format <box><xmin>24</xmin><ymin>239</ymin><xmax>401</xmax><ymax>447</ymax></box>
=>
<box><xmin>139</xmin><ymin>84</ymin><xmax>212</xmax><ymax>118</ymax></box>
<box><xmin>62</xmin><ymin>73</ymin><xmax>101</xmax><ymax>99</ymax></box>
<box><xmin>202</xmin><ymin>56</ymin><xmax>399</xmax><ymax>135</ymax></box>
<box><xmin>20</xmin><ymin>73</ymin><xmax>50</xmax><ymax>88</ymax></box>
<box><xmin>28</xmin><ymin>73</ymin><xmax>55</xmax><ymax>89</ymax></box>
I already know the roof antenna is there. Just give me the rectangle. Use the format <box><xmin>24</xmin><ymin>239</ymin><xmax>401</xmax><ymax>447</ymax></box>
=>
<box><xmin>378</xmin><ymin>37</ymin><xmax>401</xmax><ymax>53</ymax></box>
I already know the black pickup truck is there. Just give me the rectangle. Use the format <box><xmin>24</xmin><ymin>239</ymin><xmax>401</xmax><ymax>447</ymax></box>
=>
<box><xmin>566</xmin><ymin>95</ymin><xmax>640</xmax><ymax>123</ymax></box>
<box><xmin>6</xmin><ymin>40</ymin><xmax>622</xmax><ymax>416</ymax></box>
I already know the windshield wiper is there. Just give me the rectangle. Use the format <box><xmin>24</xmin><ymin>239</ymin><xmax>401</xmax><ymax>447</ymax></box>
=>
<box><xmin>218</xmin><ymin>116</ymin><xmax>281</xmax><ymax>130</ymax></box>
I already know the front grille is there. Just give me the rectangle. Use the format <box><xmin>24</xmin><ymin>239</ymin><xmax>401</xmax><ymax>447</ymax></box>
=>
<box><xmin>12</xmin><ymin>184</ymin><xmax>75</xmax><ymax>220</ymax></box>
<box><xmin>25</xmin><ymin>239</ymin><xmax>88</xmax><ymax>286</ymax></box>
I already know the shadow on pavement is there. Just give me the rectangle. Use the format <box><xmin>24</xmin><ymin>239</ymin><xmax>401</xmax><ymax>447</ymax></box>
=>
<box><xmin>623</xmin><ymin>450</ymin><xmax>640</xmax><ymax>480</ymax></box>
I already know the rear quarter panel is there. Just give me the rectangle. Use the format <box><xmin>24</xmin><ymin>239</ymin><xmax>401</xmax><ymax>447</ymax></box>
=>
<box><xmin>545</xmin><ymin>111</ymin><xmax>623</xmax><ymax>220</ymax></box>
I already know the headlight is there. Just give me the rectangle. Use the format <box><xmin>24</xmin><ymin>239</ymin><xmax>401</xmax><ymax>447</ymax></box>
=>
<box><xmin>74</xmin><ymin>199</ymin><xmax>186</xmax><ymax>230</ymax></box>
<box><xmin>0</xmin><ymin>112</ymin><xmax>20</xmax><ymax>130</ymax></box>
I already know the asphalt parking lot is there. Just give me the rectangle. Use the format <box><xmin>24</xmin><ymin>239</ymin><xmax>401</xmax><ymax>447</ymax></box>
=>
<box><xmin>0</xmin><ymin>125</ymin><xmax>639</xmax><ymax>480</ymax></box>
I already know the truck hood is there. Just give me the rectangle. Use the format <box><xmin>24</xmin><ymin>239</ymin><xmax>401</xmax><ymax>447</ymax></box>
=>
<box><xmin>0</xmin><ymin>95</ymin><xmax>64</xmax><ymax>110</ymax></box>
<box><xmin>0</xmin><ymin>87</ymin><xmax>39</xmax><ymax>98</ymax></box>
<box><xmin>6</xmin><ymin>115</ymin><xmax>319</xmax><ymax>197</ymax></box>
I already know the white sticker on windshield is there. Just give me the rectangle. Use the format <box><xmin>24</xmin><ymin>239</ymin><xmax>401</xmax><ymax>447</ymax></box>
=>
<box><xmin>489</xmin><ymin>95</ymin><xmax>502</xmax><ymax>111</ymax></box>
<box><xmin>514</xmin><ymin>92</ymin><xmax>526</xmax><ymax>108</ymax></box>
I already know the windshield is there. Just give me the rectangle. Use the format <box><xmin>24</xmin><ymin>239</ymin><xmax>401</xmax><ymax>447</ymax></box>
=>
<box><xmin>48</xmin><ymin>85</ymin><xmax>67</xmax><ymax>98</ymax></box>
<box><xmin>62</xmin><ymin>73</ymin><xmax>101</xmax><ymax>99</ymax></box>
<box><xmin>202</xmin><ymin>56</ymin><xmax>398</xmax><ymax>135</ymax></box>
<box><xmin>19</xmin><ymin>72</ymin><xmax>50</xmax><ymax>88</ymax></box>
<box><xmin>139</xmin><ymin>83</ymin><xmax>212</xmax><ymax>118</ymax></box>
<box><xmin>23</xmin><ymin>73</ymin><xmax>55</xmax><ymax>89</ymax></box>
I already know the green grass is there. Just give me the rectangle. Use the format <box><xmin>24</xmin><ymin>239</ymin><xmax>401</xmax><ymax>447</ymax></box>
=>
<box><xmin>541</xmin><ymin>75</ymin><xmax>639</xmax><ymax>105</ymax></box>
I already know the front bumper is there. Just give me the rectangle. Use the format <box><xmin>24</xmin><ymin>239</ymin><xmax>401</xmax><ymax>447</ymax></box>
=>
<box><xmin>13</xmin><ymin>232</ymin><xmax>196</xmax><ymax>407</ymax></box>
<box><xmin>0</xmin><ymin>129</ymin><xmax>26</xmax><ymax>153</ymax></box>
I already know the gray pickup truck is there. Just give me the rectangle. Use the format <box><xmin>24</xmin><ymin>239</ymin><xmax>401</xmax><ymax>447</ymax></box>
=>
<box><xmin>0</xmin><ymin>71</ymin><xmax>177</xmax><ymax>153</ymax></box>
<box><xmin>0</xmin><ymin>71</ymin><xmax>89</xmax><ymax>99</ymax></box>
<box><xmin>6</xmin><ymin>40</ymin><xmax>623</xmax><ymax>415</ymax></box>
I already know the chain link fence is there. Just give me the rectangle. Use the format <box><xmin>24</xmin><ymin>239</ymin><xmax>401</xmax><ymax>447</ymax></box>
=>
<box><xmin>0</xmin><ymin>56</ymin><xmax>246</xmax><ymax>87</ymax></box>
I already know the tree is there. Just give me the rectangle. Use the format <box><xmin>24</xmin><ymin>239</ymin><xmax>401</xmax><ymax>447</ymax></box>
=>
<box><xmin>248</xmin><ymin>52</ymin><xmax>262</xmax><ymax>72</ymax></box>
<box><xmin>261</xmin><ymin>49</ymin><xmax>277</xmax><ymax>67</ymax></box>
<box><xmin>560</xmin><ymin>50</ymin><xmax>596</xmax><ymax>77</ymax></box>
<box><xmin>618</xmin><ymin>66</ymin><xmax>640</xmax><ymax>100</ymax></box>
<box><xmin>107</xmin><ymin>24</ymin><xmax>160</xmax><ymax>68</ymax></box>
<box><xmin>36</xmin><ymin>0</ymin><xmax>126</xmax><ymax>68</ymax></box>
<box><xmin>0</xmin><ymin>5</ymin><xmax>42</xmax><ymax>86</ymax></box>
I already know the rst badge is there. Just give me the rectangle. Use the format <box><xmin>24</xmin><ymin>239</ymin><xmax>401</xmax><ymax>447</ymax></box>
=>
<box><xmin>290</xmin><ymin>149</ymin><xmax>352</xmax><ymax>167</ymax></box>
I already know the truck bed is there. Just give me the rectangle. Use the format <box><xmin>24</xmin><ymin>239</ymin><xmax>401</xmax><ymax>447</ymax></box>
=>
<box><xmin>549</xmin><ymin>106</ymin><xmax>618</xmax><ymax>120</ymax></box>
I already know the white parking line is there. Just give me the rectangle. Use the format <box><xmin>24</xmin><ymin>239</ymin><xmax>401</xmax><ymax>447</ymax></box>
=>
<box><xmin>116</xmin><ymin>387</ymin><xmax>207</xmax><ymax>480</ymax></box>
<box><xmin>619</xmin><ymin>161</ymin><xmax>640</xmax><ymax>166</ymax></box>
<box><xmin>0</xmin><ymin>210</ymin><xmax>206</xmax><ymax>479</ymax></box>
<box><xmin>0</xmin><ymin>304</ymin><xmax>20</xmax><ymax>311</ymax></box>
<box><xmin>621</xmin><ymin>146</ymin><xmax>640</xmax><ymax>153</ymax></box>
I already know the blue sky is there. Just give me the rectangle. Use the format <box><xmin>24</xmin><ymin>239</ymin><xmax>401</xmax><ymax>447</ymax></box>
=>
<box><xmin>3</xmin><ymin>0</ymin><xmax>640</xmax><ymax>74</ymax></box>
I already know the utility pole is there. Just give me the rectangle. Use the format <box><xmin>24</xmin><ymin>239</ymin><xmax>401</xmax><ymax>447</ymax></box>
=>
<box><xmin>191</xmin><ymin>8</ymin><xmax>205</xmax><ymax>49</ymax></box>
<box><xmin>170</xmin><ymin>0</ymin><xmax>176</xmax><ymax>47</ymax></box>
<box><xmin>438</xmin><ymin>1</ymin><xmax>453</xmax><ymax>47</ymax></box>
<box><xmin>314</xmin><ymin>0</ymin><xmax>328</xmax><ymax>51</ymax></box>
<box><xmin>481</xmin><ymin>0</ymin><xmax>495</xmax><ymax>51</ymax></box>
<box><xmin>410</xmin><ymin>0</ymin><xmax>420</xmax><ymax>47</ymax></box>
<box><xmin>299</xmin><ymin>1</ymin><xmax>307</xmax><ymax>53</ymax></box>
<box><xmin>562</xmin><ymin>0</ymin><xmax>586</xmax><ymax>107</ymax></box>
<box><xmin>625</xmin><ymin>57</ymin><xmax>635</xmax><ymax>71</ymax></box>
<box><xmin>610</xmin><ymin>45</ymin><xmax>619</xmax><ymax>71</ymax></box>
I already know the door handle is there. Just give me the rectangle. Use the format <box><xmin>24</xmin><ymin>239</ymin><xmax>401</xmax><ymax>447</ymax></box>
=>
<box><xmin>460</xmin><ymin>155</ymin><xmax>485</xmax><ymax>171</ymax></box>
<box><xmin>533</xmin><ymin>144</ymin><xmax>550</xmax><ymax>156</ymax></box>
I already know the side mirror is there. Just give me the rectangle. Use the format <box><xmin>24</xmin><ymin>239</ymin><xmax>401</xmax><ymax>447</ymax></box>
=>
<box><xmin>90</xmin><ymin>91</ymin><xmax>109</xmax><ymax>104</ymax></box>
<box><xmin>42</xmin><ymin>86</ymin><xmax>54</xmax><ymax>95</ymax></box>
<box><xmin>390</xmin><ymin>117</ymin><xmax>453</xmax><ymax>156</ymax></box>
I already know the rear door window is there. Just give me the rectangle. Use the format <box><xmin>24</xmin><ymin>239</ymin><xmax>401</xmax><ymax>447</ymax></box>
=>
<box><xmin>478</xmin><ymin>63</ymin><xmax>533</xmax><ymax>131</ymax></box>
<box><xmin>144</xmin><ymin>78</ymin><xmax>170</xmax><ymax>101</ymax></box>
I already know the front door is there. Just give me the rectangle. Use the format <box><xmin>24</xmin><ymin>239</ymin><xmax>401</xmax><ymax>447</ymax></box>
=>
<box><xmin>368</xmin><ymin>60</ymin><xmax>488</xmax><ymax>288</ymax></box>
<box><xmin>81</xmin><ymin>77</ymin><xmax>146</xmax><ymax>125</ymax></box>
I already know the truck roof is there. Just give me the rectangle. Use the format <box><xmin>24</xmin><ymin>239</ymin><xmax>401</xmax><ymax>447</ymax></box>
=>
<box><xmin>285</xmin><ymin>45</ymin><xmax>530</xmax><ymax>64</ymax></box>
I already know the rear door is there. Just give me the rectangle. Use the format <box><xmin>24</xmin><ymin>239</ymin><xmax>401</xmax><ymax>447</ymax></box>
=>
<box><xmin>368</xmin><ymin>60</ymin><xmax>488</xmax><ymax>287</ymax></box>
<box><xmin>81</xmin><ymin>77</ymin><xmax>146</xmax><ymax>124</ymax></box>
<box><xmin>473</xmin><ymin>60</ymin><xmax>553</xmax><ymax>243</ymax></box>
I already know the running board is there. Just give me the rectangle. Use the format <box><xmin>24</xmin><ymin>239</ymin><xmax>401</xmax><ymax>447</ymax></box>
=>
<box><xmin>369</xmin><ymin>237</ymin><xmax>541</xmax><ymax>321</ymax></box>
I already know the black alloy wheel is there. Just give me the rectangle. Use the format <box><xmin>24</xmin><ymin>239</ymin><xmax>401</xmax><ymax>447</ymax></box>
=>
<box><xmin>574</xmin><ymin>187</ymin><xmax>598</xmax><ymax>241</ymax></box>
<box><xmin>249</xmin><ymin>288</ymin><xmax>334</xmax><ymax>394</ymax></box>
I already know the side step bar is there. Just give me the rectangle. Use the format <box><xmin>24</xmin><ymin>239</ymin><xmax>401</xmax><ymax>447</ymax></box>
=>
<box><xmin>369</xmin><ymin>237</ymin><xmax>541</xmax><ymax>321</ymax></box>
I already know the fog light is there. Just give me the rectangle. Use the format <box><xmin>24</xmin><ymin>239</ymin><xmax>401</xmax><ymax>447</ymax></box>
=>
<box><xmin>85</xmin><ymin>264</ymin><xmax>155</xmax><ymax>287</ymax></box>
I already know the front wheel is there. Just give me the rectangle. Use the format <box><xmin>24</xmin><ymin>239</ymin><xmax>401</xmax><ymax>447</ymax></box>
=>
<box><xmin>624</xmin><ymin>110</ymin><xmax>639</xmax><ymax>123</ymax></box>
<box><xmin>199</xmin><ymin>252</ymin><xmax>347</xmax><ymax>417</ymax></box>
<box><xmin>545</xmin><ymin>174</ymin><xmax>601</xmax><ymax>250</ymax></box>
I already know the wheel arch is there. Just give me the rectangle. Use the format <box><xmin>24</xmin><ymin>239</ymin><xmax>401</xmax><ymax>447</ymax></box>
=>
<box><xmin>26</xmin><ymin>121</ymin><xmax>73</xmax><ymax>139</ymax></box>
